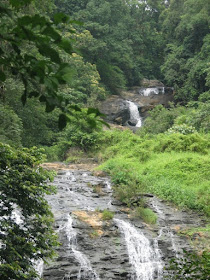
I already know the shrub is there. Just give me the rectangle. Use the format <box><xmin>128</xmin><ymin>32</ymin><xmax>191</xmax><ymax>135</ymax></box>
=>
<box><xmin>155</xmin><ymin>133</ymin><xmax>209</xmax><ymax>154</ymax></box>
<box><xmin>102</xmin><ymin>210</ymin><xmax>114</xmax><ymax>220</ymax></box>
<box><xmin>167</xmin><ymin>124</ymin><xmax>196</xmax><ymax>135</ymax></box>
<box><xmin>134</xmin><ymin>207</ymin><xmax>157</xmax><ymax>224</ymax></box>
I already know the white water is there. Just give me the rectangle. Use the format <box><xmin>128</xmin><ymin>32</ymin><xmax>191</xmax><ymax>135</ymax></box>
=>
<box><xmin>115</xmin><ymin>219</ymin><xmax>163</xmax><ymax>280</ymax></box>
<box><xmin>140</xmin><ymin>87</ymin><xmax>165</xmax><ymax>96</ymax></box>
<box><xmin>34</xmin><ymin>259</ymin><xmax>44</xmax><ymax>278</ymax></box>
<box><xmin>127</xmin><ymin>100</ymin><xmax>142</xmax><ymax>127</ymax></box>
<box><xmin>61</xmin><ymin>214</ymin><xmax>100</xmax><ymax>280</ymax></box>
<box><xmin>151</xmin><ymin>200</ymin><xmax>180</xmax><ymax>259</ymax></box>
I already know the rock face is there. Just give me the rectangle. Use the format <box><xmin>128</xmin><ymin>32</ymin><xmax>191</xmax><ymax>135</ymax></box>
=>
<box><xmin>98</xmin><ymin>95</ymin><xmax>130</xmax><ymax>125</ymax></box>
<box><xmin>140</xmin><ymin>78</ymin><xmax>164</xmax><ymax>88</ymax></box>
<box><xmin>99</xmin><ymin>83</ymin><xmax>174</xmax><ymax>126</ymax></box>
<box><xmin>41</xmin><ymin>168</ymin><xmax>206</xmax><ymax>280</ymax></box>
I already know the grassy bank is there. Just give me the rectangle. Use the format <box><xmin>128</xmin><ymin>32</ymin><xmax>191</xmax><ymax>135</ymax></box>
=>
<box><xmin>94</xmin><ymin>129</ymin><xmax>210</xmax><ymax>216</ymax></box>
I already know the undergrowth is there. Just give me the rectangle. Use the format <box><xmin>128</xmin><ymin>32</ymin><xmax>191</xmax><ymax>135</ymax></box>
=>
<box><xmin>94</xmin><ymin>129</ymin><xmax>210</xmax><ymax>216</ymax></box>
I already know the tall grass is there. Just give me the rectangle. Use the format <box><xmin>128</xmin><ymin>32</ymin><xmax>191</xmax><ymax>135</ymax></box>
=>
<box><xmin>95</xmin><ymin>129</ymin><xmax>210</xmax><ymax>216</ymax></box>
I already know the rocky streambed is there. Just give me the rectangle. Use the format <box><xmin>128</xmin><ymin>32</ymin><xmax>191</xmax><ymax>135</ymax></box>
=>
<box><xmin>41</xmin><ymin>165</ymin><xmax>207</xmax><ymax>280</ymax></box>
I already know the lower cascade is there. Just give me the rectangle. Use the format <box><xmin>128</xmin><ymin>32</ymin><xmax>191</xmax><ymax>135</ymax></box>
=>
<box><xmin>60</xmin><ymin>214</ymin><xmax>100</xmax><ymax>280</ymax></box>
<box><xmin>41</xmin><ymin>168</ymin><xmax>203</xmax><ymax>280</ymax></box>
<box><xmin>115</xmin><ymin>219</ymin><xmax>163</xmax><ymax>280</ymax></box>
<box><xmin>127</xmin><ymin>100</ymin><xmax>142</xmax><ymax>127</ymax></box>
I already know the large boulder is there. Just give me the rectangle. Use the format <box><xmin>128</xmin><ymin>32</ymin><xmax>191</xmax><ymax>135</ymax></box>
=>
<box><xmin>99</xmin><ymin>95</ymin><xmax>130</xmax><ymax>125</ymax></box>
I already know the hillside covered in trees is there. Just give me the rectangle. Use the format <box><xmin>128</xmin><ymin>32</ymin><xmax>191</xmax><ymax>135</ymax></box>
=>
<box><xmin>0</xmin><ymin>0</ymin><xmax>209</xmax><ymax>279</ymax></box>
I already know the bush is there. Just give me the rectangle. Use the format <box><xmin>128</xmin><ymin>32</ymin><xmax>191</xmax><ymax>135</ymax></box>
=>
<box><xmin>59</xmin><ymin>110</ymin><xmax>103</xmax><ymax>152</ymax></box>
<box><xmin>134</xmin><ymin>207</ymin><xmax>157</xmax><ymax>224</ymax></box>
<box><xmin>137</xmin><ymin>105</ymin><xmax>186</xmax><ymax>135</ymax></box>
<box><xmin>102</xmin><ymin>210</ymin><xmax>114</xmax><ymax>220</ymax></box>
<box><xmin>167</xmin><ymin>124</ymin><xmax>196</xmax><ymax>135</ymax></box>
<box><xmin>155</xmin><ymin>133</ymin><xmax>209</xmax><ymax>154</ymax></box>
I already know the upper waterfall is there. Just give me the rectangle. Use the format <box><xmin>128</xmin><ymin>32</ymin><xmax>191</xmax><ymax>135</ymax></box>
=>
<box><xmin>127</xmin><ymin>100</ymin><xmax>142</xmax><ymax>127</ymax></box>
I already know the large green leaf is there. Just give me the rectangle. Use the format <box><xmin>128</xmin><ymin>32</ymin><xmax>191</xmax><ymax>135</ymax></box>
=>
<box><xmin>38</xmin><ymin>44</ymin><xmax>61</xmax><ymax>64</ymax></box>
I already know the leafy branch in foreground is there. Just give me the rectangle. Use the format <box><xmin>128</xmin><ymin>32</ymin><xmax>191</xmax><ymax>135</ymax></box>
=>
<box><xmin>0</xmin><ymin>0</ymin><xmax>105</xmax><ymax>129</ymax></box>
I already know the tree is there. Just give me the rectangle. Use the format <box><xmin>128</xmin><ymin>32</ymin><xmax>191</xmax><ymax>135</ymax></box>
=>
<box><xmin>0</xmin><ymin>104</ymin><xmax>23</xmax><ymax>147</ymax></box>
<box><xmin>55</xmin><ymin>0</ymin><xmax>166</xmax><ymax>92</ymax></box>
<box><xmin>0</xmin><ymin>143</ymin><xmax>57</xmax><ymax>280</ymax></box>
<box><xmin>161</xmin><ymin>0</ymin><xmax>210</xmax><ymax>102</ymax></box>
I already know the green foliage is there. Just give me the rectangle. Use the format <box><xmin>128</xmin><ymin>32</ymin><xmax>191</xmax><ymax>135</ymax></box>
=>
<box><xmin>166</xmin><ymin>250</ymin><xmax>210</xmax><ymax>280</ymax></box>
<box><xmin>155</xmin><ymin>133</ymin><xmax>209</xmax><ymax>154</ymax></box>
<box><xmin>0</xmin><ymin>0</ymin><xmax>106</xmax><ymax>132</ymax></box>
<box><xmin>0</xmin><ymin>104</ymin><xmax>23</xmax><ymax>147</ymax></box>
<box><xmin>56</xmin><ymin>0</ymin><xmax>166</xmax><ymax>91</ymax></box>
<box><xmin>167</xmin><ymin>124</ymin><xmax>196</xmax><ymax>135</ymax></box>
<box><xmin>0</xmin><ymin>1</ymin><xmax>75</xmax><ymax>125</ymax></box>
<box><xmin>97</xmin><ymin>61</ymin><xmax>126</xmax><ymax>94</ymax></box>
<box><xmin>137</xmin><ymin>99</ymin><xmax>210</xmax><ymax>136</ymax></box>
<box><xmin>96</xmin><ymin>129</ymin><xmax>210</xmax><ymax>216</ymax></box>
<box><xmin>3</xmin><ymin>79</ymin><xmax>60</xmax><ymax>147</ymax></box>
<box><xmin>0</xmin><ymin>143</ymin><xmax>58</xmax><ymax>280</ymax></box>
<box><xmin>161</xmin><ymin>0</ymin><xmax>210</xmax><ymax>103</ymax></box>
<box><xmin>137</xmin><ymin>105</ymin><xmax>187</xmax><ymax>135</ymax></box>
<box><xmin>134</xmin><ymin>207</ymin><xmax>157</xmax><ymax>224</ymax></box>
<box><xmin>59</xmin><ymin>110</ymin><xmax>103</xmax><ymax>151</ymax></box>
<box><xmin>101</xmin><ymin>209</ymin><xmax>114</xmax><ymax>221</ymax></box>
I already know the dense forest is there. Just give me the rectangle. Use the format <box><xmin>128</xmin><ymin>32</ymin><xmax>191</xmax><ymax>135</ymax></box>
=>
<box><xmin>0</xmin><ymin>0</ymin><xmax>209</xmax><ymax>279</ymax></box>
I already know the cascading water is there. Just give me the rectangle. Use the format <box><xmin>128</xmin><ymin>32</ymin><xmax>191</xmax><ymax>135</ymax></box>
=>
<box><xmin>60</xmin><ymin>214</ymin><xmax>100</xmax><ymax>280</ymax></box>
<box><xmin>115</xmin><ymin>218</ymin><xmax>163</xmax><ymax>280</ymax></box>
<box><xmin>139</xmin><ymin>87</ymin><xmax>165</xmax><ymax>96</ymax></box>
<box><xmin>151</xmin><ymin>200</ymin><xmax>180</xmax><ymax>259</ymax></box>
<box><xmin>127</xmin><ymin>100</ymin><xmax>142</xmax><ymax>127</ymax></box>
<box><xmin>44</xmin><ymin>168</ymin><xmax>199</xmax><ymax>280</ymax></box>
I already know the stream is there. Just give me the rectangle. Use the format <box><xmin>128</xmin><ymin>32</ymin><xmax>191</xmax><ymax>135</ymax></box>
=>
<box><xmin>42</xmin><ymin>168</ymin><xmax>206</xmax><ymax>280</ymax></box>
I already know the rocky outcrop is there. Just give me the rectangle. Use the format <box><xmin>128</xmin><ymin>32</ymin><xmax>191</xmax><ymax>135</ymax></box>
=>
<box><xmin>98</xmin><ymin>95</ymin><xmax>130</xmax><ymax>125</ymax></box>
<box><xmin>99</xmin><ymin>83</ymin><xmax>174</xmax><ymax>126</ymax></box>
<box><xmin>41</xmin><ymin>167</ymin><xmax>207</xmax><ymax>280</ymax></box>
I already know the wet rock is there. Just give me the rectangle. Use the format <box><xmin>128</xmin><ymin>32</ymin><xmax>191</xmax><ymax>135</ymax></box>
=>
<box><xmin>42</xmin><ymin>168</ymin><xmax>207</xmax><ymax>280</ymax></box>
<box><xmin>99</xmin><ymin>95</ymin><xmax>130</xmax><ymax>126</ymax></box>
<box><xmin>111</xmin><ymin>200</ymin><xmax>126</xmax><ymax>206</ymax></box>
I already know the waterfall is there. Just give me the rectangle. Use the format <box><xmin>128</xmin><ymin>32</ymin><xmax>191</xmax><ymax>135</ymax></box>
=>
<box><xmin>139</xmin><ymin>87</ymin><xmax>165</xmax><ymax>96</ymax></box>
<box><xmin>127</xmin><ymin>100</ymin><xmax>142</xmax><ymax>127</ymax></box>
<box><xmin>115</xmin><ymin>219</ymin><xmax>163</xmax><ymax>280</ymax></box>
<box><xmin>61</xmin><ymin>214</ymin><xmax>100</xmax><ymax>280</ymax></box>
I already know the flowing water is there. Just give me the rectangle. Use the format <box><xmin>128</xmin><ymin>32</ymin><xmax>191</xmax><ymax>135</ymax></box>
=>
<box><xmin>60</xmin><ymin>214</ymin><xmax>99</xmax><ymax>280</ymax></box>
<box><xmin>139</xmin><ymin>87</ymin><xmax>165</xmax><ymax>96</ymax></box>
<box><xmin>127</xmin><ymin>100</ymin><xmax>142</xmax><ymax>127</ymax></box>
<box><xmin>115</xmin><ymin>219</ymin><xmax>163</xmax><ymax>280</ymax></box>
